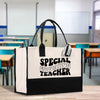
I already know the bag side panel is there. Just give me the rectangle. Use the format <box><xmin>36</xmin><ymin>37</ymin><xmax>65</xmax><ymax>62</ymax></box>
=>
<box><xmin>15</xmin><ymin>48</ymin><xmax>27</xmax><ymax>94</ymax></box>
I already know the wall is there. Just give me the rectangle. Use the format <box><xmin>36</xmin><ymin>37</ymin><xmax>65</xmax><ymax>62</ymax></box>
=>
<box><xmin>0</xmin><ymin>0</ymin><xmax>55</xmax><ymax>35</ymax></box>
<box><xmin>55</xmin><ymin>0</ymin><xmax>91</xmax><ymax>12</ymax></box>
<box><xmin>0</xmin><ymin>0</ymin><xmax>93</xmax><ymax>46</ymax></box>
<box><xmin>7</xmin><ymin>0</ymin><xmax>36</xmax><ymax>35</ymax></box>
<box><xmin>57</xmin><ymin>34</ymin><xmax>89</xmax><ymax>47</ymax></box>
<box><xmin>55</xmin><ymin>0</ymin><xmax>93</xmax><ymax>45</ymax></box>
<box><xmin>37</xmin><ymin>0</ymin><xmax>55</xmax><ymax>25</ymax></box>
<box><xmin>0</xmin><ymin>0</ymin><xmax>6</xmax><ymax>25</ymax></box>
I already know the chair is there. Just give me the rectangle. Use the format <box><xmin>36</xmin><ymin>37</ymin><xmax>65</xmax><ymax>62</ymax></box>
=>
<box><xmin>17</xmin><ymin>39</ymin><xmax>26</xmax><ymax>47</ymax></box>
<box><xmin>0</xmin><ymin>50</ymin><xmax>14</xmax><ymax>55</ymax></box>
<box><xmin>7</xmin><ymin>43</ymin><xmax>21</xmax><ymax>47</ymax></box>
<box><xmin>98</xmin><ymin>44</ymin><xmax>100</xmax><ymax>48</ymax></box>
<box><xmin>0</xmin><ymin>59</ymin><xmax>6</xmax><ymax>85</ymax></box>
<box><xmin>0</xmin><ymin>35</ymin><xmax>4</xmax><ymax>41</ymax></box>
<box><xmin>75</xmin><ymin>44</ymin><xmax>90</xmax><ymax>54</ymax></box>
<box><xmin>76</xmin><ymin>44</ymin><xmax>90</xmax><ymax>69</ymax></box>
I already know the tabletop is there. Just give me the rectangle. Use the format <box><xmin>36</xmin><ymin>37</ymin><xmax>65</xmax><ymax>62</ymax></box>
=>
<box><xmin>69</xmin><ymin>42</ymin><xmax>100</xmax><ymax>46</ymax></box>
<box><xmin>15</xmin><ymin>37</ymin><xmax>29</xmax><ymax>40</ymax></box>
<box><xmin>0</xmin><ymin>41</ymin><xmax>24</xmax><ymax>44</ymax></box>
<box><xmin>85</xmin><ymin>48</ymin><xmax>100</xmax><ymax>53</ymax></box>
<box><xmin>0</xmin><ymin>55</ymin><xmax>13</xmax><ymax>61</ymax></box>
<box><xmin>0</xmin><ymin>46</ymin><xmax>20</xmax><ymax>50</ymax></box>
<box><xmin>0</xmin><ymin>86</ymin><xmax>100</xmax><ymax>100</ymax></box>
<box><xmin>0</xmin><ymin>37</ymin><xmax>29</xmax><ymax>40</ymax></box>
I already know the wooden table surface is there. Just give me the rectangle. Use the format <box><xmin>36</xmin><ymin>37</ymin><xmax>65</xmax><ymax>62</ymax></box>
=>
<box><xmin>0</xmin><ymin>37</ymin><xmax>29</xmax><ymax>40</ymax></box>
<box><xmin>0</xmin><ymin>46</ymin><xmax>20</xmax><ymax>50</ymax></box>
<box><xmin>0</xmin><ymin>86</ymin><xmax>100</xmax><ymax>100</ymax></box>
<box><xmin>0</xmin><ymin>55</ymin><xmax>13</xmax><ymax>61</ymax></box>
<box><xmin>85</xmin><ymin>48</ymin><xmax>100</xmax><ymax>53</ymax></box>
<box><xmin>0</xmin><ymin>41</ymin><xmax>24</xmax><ymax>44</ymax></box>
<box><xmin>69</xmin><ymin>42</ymin><xmax>100</xmax><ymax>46</ymax></box>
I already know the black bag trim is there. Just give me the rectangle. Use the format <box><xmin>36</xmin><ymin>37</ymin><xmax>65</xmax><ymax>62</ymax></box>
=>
<box><xmin>14</xmin><ymin>49</ymin><xmax>16</xmax><ymax>92</ymax></box>
<box><xmin>39</xmin><ymin>43</ymin><xmax>45</xmax><ymax>56</ymax></box>
<box><xmin>81</xmin><ymin>49</ymin><xmax>83</xmax><ymax>85</ymax></box>
<box><xmin>27</xmin><ymin>77</ymin><xmax>82</xmax><ymax>95</ymax></box>
<box><xmin>15</xmin><ymin>91</ymin><xmax>28</xmax><ymax>95</ymax></box>
<box><xmin>26</xmin><ymin>47</ymin><xmax>28</xmax><ymax>93</ymax></box>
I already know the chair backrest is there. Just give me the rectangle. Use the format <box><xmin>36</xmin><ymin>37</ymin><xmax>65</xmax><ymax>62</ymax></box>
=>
<box><xmin>98</xmin><ymin>44</ymin><xmax>100</xmax><ymax>48</ymax></box>
<box><xmin>0</xmin><ymin>35</ymin><xmax>4</xmax><ymax>41</ymax></box>
<box><xmin>75</xmin><ymin>44</ymin><xmax>90</xmax><ymax>53</ymax></box>
<box><xmin>17</xmin><ymin>39</ymin><xmax>26</xmax><ymax>46</ymax></box>
<box><xmin>7</xmin><ymin>43</ymin><xmax>20</xmax><ymax>47</ymax></box>
<box><xmin>0</xmin><ymin>50</ymin><xmax>14</xmax><ymax>55</ymax></box>
<box><xmin>76</xmin><ymin>44</ymin><xmax>90</xmax><ymax>48</ymax></box>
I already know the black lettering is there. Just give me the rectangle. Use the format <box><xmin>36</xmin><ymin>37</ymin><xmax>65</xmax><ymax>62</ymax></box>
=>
<box><xmin>57</xmin><ymin>69</ymin><xmax>61</xmax><ymax>75</ymax></box>
<box><xmin>66</xmin><ymin>68</ymin><xmax>71</xmax><ymax>75</ymax></box>
<box><xmin>62</xmin><ymin>68</ymin><xmax>66</xmax><ymax>75</ymax></box>
<box><xmin>66</xmin><ymin>58</ymin><xmax>71</xmax><ymax>63</ymax></box>
<box><xmin>45</xmin><ymin>59</ymin><xmax>48</xmax><ymax>66</ymax></box>
<box><xmin>40</xmin><ymin>71</ymin><xmax>44</xmax><ymax>76</ymax></box>
<box><xmin>58</xmin><ymin>58</ymin><xmax>60</xmax><ymax>63</ymax></box>
<box><xmin>49</xmin><ymin>58</ymin><xmax>53</xmax><ymax>66</ymax></box>
<box><xmin>53</xmin><ymin>70</ymin><xmax>57</xmax><ymax>75</ymax></box>
<box><xmin>40</xmin><ymin>59</ymin><xmax>44</xmax><ymax>66</ymax></box>
<box><xmin>44</xmin><ymin>72</ymin><xmax>48</xmax><ymax>76</ymax></box>
<box><xmin>54</xmin><ymin>58</ymin><xmax>58</xmax><ymax>64</ymax></box>
<box><xmin>48</xmin><ymin>71</ymin><xmax>52</xmax><ymax>76</ymax></box>
<box><xmin>65</xmin><ymin>58</ymin><xmax>68</xmax><ymax>62</ymax></box>
<box><xmin>61</xmin><ymin>58</ymin><xmax>65</xmax><ymax>62</ymax></box>
<box><xmin>67</xmin><ymin>60</ymin><xmax>71</xmax><ymax>63</ymax></box>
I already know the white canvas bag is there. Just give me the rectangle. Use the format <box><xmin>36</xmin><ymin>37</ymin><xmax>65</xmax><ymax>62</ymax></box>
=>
<box><xmin>14</xmin><ymin>19</ymin><xmax>82</xmax><ymax>95</ymax></box>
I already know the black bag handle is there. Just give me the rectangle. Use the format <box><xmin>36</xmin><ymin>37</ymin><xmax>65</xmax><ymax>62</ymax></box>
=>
<box><xmin>39</xmin><ymin>19</ymin><xmax>68</xmax><ymax>57</ymax></box>
<box><xmin>30</xmin><ymin>20</ymin><xmax>57</xmax><ymax>47</ymax></box>
<box><xmin>40</xmin><ymin>19</ymin><xmax>68</xmax><ymax>45</ymax></box>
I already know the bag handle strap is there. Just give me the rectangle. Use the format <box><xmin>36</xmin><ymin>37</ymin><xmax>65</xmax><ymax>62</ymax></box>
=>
<box><xmin>39</xmin><ymin>19</ymin><xmax>68</xmax><ymax>57</ymax></box>
<box><xmin>30</xmin><ymin>20</ymin><xmax>57</xmax><ymax>47</ymax></box>
<box><xmin>40</xmin><ymin>19</ymin><xmax>68</xmax><ymax>45</ymax></box>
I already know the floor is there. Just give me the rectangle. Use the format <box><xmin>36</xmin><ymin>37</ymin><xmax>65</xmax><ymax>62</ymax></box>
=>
<box><xmin>0</xmin><ymin>86</ymin><xmax>100</xmax><ymax>100</ymax></box>
<box><xmin>1</xmin><ymin>58</ymin><xmax>100</xmax><ymax>86</ymax></box>
<box><xmin>83</xmin><ymin>59</ymin><xmax>100</xmax><ymax>85</ymax></box>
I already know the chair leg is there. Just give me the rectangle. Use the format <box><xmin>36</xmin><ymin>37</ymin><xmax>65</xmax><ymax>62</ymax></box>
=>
<box><xmin>88</xmin><ymin>57</ymin><xmax>90</xmax><ymax>66</ymax></box>
<box><xmin>92</xmin><ymin>58</ymin><xmax>94</xmax><ymax>66</ymax></box>
<box><xmin>87</xmin><ymin>58</ymin><xmax>89</xmax><ymax>63</ymax></box>
<box><xmin>84</xmin><ymin>57</ymin><xmax>86</xmax><ymax>73</ymax></box>
<box><xmin>11</xmin><ymin>67</ymin><xmax>13</xmax><ymax>85</ymax></box>
<box><xmin>96</xmin><ymin>58</ymin><xmax>97</xmax><ymax>66</ymax></box>
<box><xmin>5</xmin><ymin>72</ymin><xmax>8</xmax><ymax>85</ymax></box>
<box><xmin>11</xmin><ymin>58</ymin><xmax>13</xmax><ymax>86</ymax></box>
<box><xmin>2</xmin><ymin>72</ymin><xmax>4</xmax><ymax>86</ymax></box>
<box><xmin>4</xmin><ymin>71</ymin><xmax>7</xmax><ymax>86</ymax></box>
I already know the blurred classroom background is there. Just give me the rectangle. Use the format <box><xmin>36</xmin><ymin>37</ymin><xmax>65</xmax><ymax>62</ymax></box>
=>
<box><xmin>0</xmin><ymin>0</ymin><xmax>100</xmax><ymax>86</ymax></box>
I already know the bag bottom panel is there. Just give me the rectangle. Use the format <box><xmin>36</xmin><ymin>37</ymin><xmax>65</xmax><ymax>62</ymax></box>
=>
<box><xmin>27</xmin><ymin>77</ymin><xmax>82</xmax><ymax>95</ymax></box>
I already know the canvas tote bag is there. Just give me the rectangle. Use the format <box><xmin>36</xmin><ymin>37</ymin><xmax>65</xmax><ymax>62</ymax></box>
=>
<box><xmin>14</xmin><ymin>19</ymin><xmax>82</xmax><ymax>95</ymax></box>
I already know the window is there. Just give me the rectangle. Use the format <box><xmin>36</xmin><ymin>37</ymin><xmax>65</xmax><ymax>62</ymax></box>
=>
<box><xmin>94</xmin><ymin>0</ymin><xmax>100</xmax><ymax>11</ymax></box>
